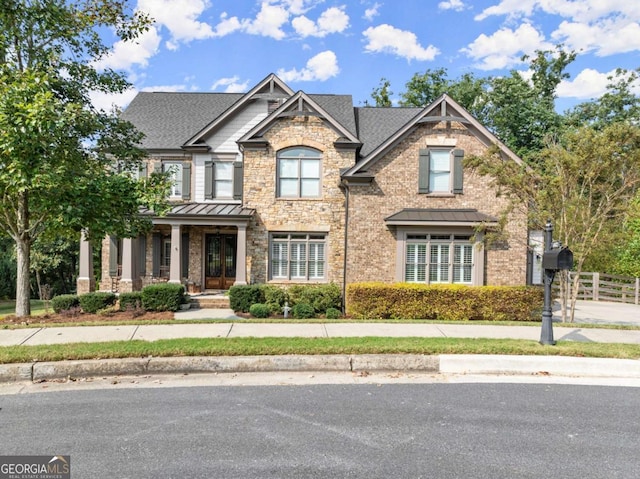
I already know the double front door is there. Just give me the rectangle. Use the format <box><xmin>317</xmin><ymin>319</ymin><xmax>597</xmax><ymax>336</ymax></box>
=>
<box><xmin>205</xmin><ymin>234</ymin><xmax>237</xmax><ymax>289</ymax></box>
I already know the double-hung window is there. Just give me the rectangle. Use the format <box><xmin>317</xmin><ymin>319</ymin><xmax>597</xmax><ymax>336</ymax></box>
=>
<box><xmin>270</xmin><ymin>233</ymin><xmax>326</xmax><ymax>281</ymax></box>
<box><xmin>213</xmin><ymin>161</ymin><xmax>233</xmax><ymax>198</ymax></box>
<box><xmin>405</xmin><ymin>234</ymin><xmax>473</xmax><ymax>284</ymax></box>
<box><xmin>163</xmin><ymin>161</ymin><xmax>183</xmax><ymax>198</ymax></box>
<box><xmin>277</xmin><ymin>147</ymin><xmax>321</xmax><ymax>198</ymax></box>
<box><xmin>418</xmin><ymin>148</ymin><xmax>464</xmax><ymax>194</ymax></box>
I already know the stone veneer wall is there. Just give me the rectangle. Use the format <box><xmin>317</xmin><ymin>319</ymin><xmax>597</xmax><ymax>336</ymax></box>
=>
<box><xmin>242</xmin><ymin>116</ymin><xmax>352</xmax><ymax>287</ymax></box>
<box><xmin>346</xmin><ymin>122</ymin><xmax>528</xmax><ymax>287</ymax></box>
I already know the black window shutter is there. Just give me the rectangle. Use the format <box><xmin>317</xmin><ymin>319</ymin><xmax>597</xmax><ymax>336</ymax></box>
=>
<box><xmin>233</xmin><ymin>161</ymin><xmax>243</xmax><ymax>200</ymax></box>
<box><xmin>109</xmin><ymin>236</ymin><xmax>118</xmax><ymax>276</ymax></box>
<box><xmin>418</xmin><ymin>149</ymin><xmax>430</xmax><ymax>193</ymax></box>
<box><xmin>152</xmin><ymin>233</ymin><xmax>161</xmax><ymax>277</ymax></box>
<box><xmin>453</xmin><ymin>149</ymin><xmax>464</xmax><ymax>194</ymax></box>
<box><xmin>205</xmin><ymin>161</ymin><xmax>214</xmax><ymax>199</ymax></box>
<box><xmin>182</xmin><ymin>162</ymin><xmax>191</xmax><ymax>200</ymax></box>
<box><xmin>181</xmin><ymin>232</ymin><xmax>189</xmax><ymax>279</ymax></box>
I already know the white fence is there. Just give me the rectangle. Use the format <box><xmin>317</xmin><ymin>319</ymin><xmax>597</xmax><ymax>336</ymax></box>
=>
<box><xmin>562</xmin><ymin>272</ymin><xmax>640</xmax><ymax>305</ymax></box>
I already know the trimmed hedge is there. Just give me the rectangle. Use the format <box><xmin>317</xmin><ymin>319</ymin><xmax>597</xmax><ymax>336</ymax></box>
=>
<box><xmin>229</xmin><ymin>285</ymin><xmax>263</xmax><ymax>313</ymax></box>
<box><xmin>346</xmin><ymin>283</ymin><xmax>544</xmax><ymax>321</ymax></box>
<box><xmin>79</xmin><ymin>292</ymin><xmax>117</xmax><ymax>314</ymax></box>
<box><xmin>141</xmin><ymin>283</ymin><xmax>186</xmax><ymax>312</ymax></box>
<box><xmin>119</xmin><ymin>292</ymin><xmax>144</xmax><ymax>311</ymax></box>
<box><xmin>325</xmin><ymin>307</ymin><xmax>341</xmax><ymax>319</ymax></box>
<box><xmin>51</xmin><ymin>294</ymin><xmax>80</xmax><ymax>313</ymax></box>
<box><xmin>287</xmin><ymin>283</ymin><xmax>341</xmax><ymax>313</ymax></box>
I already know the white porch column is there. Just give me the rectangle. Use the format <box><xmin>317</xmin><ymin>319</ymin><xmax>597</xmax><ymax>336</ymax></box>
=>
<box><xmin>77</xmin><ymin>230</ymin><xmax>95</xmax><ymax>294</ymax></box>
<box><xmin>235</xmin><ymin>224</ymin><xmax>247</xmax><ymax>285</ymax></box>
<box><xmin>169</xmin><ymin>224</ymin><xmax>182</xmax><ymax>284</ymax></box>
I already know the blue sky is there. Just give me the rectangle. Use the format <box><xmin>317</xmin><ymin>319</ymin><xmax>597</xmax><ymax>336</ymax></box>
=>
<box><xmin>92</xmin><ymin>0</ymin><xmax>640</xmax><ymax>113</ymax></box>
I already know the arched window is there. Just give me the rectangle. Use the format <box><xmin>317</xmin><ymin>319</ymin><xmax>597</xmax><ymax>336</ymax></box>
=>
<box><xmin>277</xmin><ymin>147</ymin><xmax>322</xmax><ymax>198</ymax></box>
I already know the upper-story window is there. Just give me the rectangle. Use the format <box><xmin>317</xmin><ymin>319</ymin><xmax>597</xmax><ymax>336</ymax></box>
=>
<box><xmin>418</xmin><ymin>148</ymin><xmax>464</xmax><ymax>195</ymax></box>
<box><xmin>205</xmin><ymin>160</ymin><xmax>242</xmax><ymax>201</ymax></box>
<box><xmin>277</xmin><ymin>147</ymin><xmax>322</xmax><ymax>198</ymax></box>
<box><xmin>163</xmin><ymin>161</ymin><xmax>183</xmax><ymax>198</ymax></box>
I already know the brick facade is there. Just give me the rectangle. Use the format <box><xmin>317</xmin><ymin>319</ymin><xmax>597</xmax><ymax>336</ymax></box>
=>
<box><xmin>243</xmin><ymin>116</ymin><xmax>351</xmax><ymax>286</ymax></box>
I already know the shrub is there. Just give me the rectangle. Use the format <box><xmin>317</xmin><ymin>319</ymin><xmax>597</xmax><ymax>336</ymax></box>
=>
<box><xmin>266</xmin><ymin>302</ymin><xmax>283</xmax><ymax>315</ymax></box>
<box><xmin>229</xmin><ymin>285</ymin><xmax>263</xmax><ymax>312</ymax></box>
<box><xmin>260</xmin><ymin>284</ymin><xmax>288</xmax><ymax>308</ymax></box>
<box><xmin>346</xmin><ymin>282</ymin><xmax>544</xmax><ymax>321</ymax></box>
<box><xmin>119</xmin><ymin>292</ymin><xmax>144</xmax><ymax>311</ymax></box>
<box><xmin>292</xmin><ymin>302</ymin><xmax>315</xmax><ymax>319</ymax></box>
<box><xmin>51</xmin><ymin>294</ymin><xmax>80</xmax><ymax>313</ymax></box>
<box><xmin>141</xmin><ymin>283</ymin><xmax>185</xmax><ymax>312</ymax></box>
<box><xmin>288</xmin><ymin>283</ymin><xmax>342</xmax><ymax>313</ymax></box>
<box><xmin>249</xmin><ymin>303</ymin><xmax>271</xmax><ymax>318</ymax></box>
<box><xmin>325</xmin><ymin>307</ymin><xmax>341</xmax><ymax>319</ymax></box>
<box><xmin>79</xmin><ymin>292</ymin><xmax>117</xmax><ymax>314</ymax></box>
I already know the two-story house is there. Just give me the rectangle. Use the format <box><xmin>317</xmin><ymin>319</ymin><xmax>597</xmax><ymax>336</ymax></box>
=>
<box><xmin>76</xmin><ymin>73</ymin><xmax>528</xmax><ymax>299</ymax></box>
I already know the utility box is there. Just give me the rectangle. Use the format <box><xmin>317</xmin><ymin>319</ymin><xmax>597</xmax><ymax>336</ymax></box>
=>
<box><xmin>542</xmin><ymin>247</ymin><xmax>573</xmax><ymax>271</ymax></box>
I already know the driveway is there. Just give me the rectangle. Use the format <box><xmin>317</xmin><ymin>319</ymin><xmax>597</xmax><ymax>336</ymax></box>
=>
<box><xmin>554</xmin><ymin>300</ymin><xmax>640</xmax><ymax>326</ymax></box>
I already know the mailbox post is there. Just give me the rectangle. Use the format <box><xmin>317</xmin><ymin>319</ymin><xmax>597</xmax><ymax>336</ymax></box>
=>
<box><xmin>540</xmin><ymin>220</ymin><xmax>573</xmax><ymax>345</ymax></box>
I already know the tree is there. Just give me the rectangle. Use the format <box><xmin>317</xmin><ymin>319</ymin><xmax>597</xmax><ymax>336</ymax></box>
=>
<box><xmin>467</xmin><ymin>122</ymin><xmax>640</xmax><ymax>321</ymax></box>
<box><xmin>0</xmin><ymin>1</ymin><xmax>170</xmax><ymax>317</ymax></box>
<box><xmin>482</xmin><ymin>47</ymin><xmax>576</xmax><ymax>161</ymax></box>
<box><xmin>371</xmin><ymin>78</ymin><xmax>393</xmax><ymax>107</ymax></box>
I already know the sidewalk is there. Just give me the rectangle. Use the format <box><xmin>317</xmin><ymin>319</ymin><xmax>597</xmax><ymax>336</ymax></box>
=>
<box><xmin>1</xmin><ymin>300</ymin><xmax>639</xmax><ymax>384</ymax></box>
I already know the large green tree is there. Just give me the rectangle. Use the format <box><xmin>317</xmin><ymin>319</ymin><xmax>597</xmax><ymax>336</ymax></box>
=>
<box><xmin>0</xmin><ymin>0</ymin><xmax>170</xmax><ymax>317</ymax></box>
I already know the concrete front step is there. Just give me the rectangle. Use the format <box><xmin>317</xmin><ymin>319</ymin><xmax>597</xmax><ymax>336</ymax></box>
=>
<box><xmin>190</xmin><ymin>298</ymin><xmax>230</xmax><ymax>309</ymax></box>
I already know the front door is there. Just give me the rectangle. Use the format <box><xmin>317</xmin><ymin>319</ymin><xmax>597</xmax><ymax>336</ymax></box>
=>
<box><xmin>205</xmin><ymin>234</ymin><xmax>237</xmax><ymax>289</ymax></box>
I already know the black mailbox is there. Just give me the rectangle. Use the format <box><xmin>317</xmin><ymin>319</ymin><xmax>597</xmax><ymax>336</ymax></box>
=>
<box><xmin>542</xmin><ymin>247</ymin><xmax>573</xmax><ymax>271</ymax></box>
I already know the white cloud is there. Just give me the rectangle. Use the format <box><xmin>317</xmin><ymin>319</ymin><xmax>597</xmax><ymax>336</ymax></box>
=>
<box><xmin>244</xmin><ymin>1</ymin><xmax>291</xmax><ymax>39</ymax></box>
<box><xmin>476</xmin><ymin>1</ymin><xmax>640</xmax><ymax>23</ymax></box>
<box><xmin>556</xmin><ymin>68</ymin><xmax>615</xmax><ymax>99</ymax></box>
<box><xmin>94</xmin><ymin>27</ymin><xmax>161</xmax><ymax>71</ymax></box>
<box><xmin>363</xmin><ymin>24</ymin><xmax>439</xmax><ymax>61</ymax></box>
<box><xmin>277</xmin><ymin>50</ymin><xmax>340</xmax><ymax>82</ymax></box>
<box><xmin>90</xmin><ymin>88</ymin><xmax>139</xmax><ymax>112</ymax></box>
<box><xmin>364</xmin><ymin>3</ymin><xmax>381</xmax><ymax>21</ymax></box>
<box><xmin>438</xmin><ymin>0</ymin><xmax>466</xmax><ymax>12</ymax></box>
<box><xmin>141</xmin><ymin>84</ymin><xmax>188</xmax><ymax>92</ymax></box>
<box><xmin>461</xmin><ymin>23</ymin><xmax>551</xmax><ymax>70</ymax></box>
<box><xmin>552</xmin><ymin>18</ymin><xmax>640</xmax><ymax>56</ymax></box>
<box><xmin>137</xmin><ymin>0</ymin><xmax>215</xmax><ymax>50</ymax></box>
<box><xmin>292</xmin><ymin>6</ymin><xmax>350</xmax><ymax>37</ymax></box>
<box><xmin>211</xmin><ymin>76</ymin><xmax>251</xmax><ymax>93</ymax></box>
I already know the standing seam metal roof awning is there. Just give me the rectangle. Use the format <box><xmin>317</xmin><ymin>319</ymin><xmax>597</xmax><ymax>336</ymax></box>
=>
<box><xmin>384</xmin><ymin>208</ymin><xmax>498</xmax><ymax>227</ymax></box>
<box><xmin>140</xmin><ymin>203</ymin><xmax>255</xmax><ymax>220</ymax></box>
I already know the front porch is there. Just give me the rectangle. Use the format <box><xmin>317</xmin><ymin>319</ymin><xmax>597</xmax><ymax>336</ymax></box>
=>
<box><xmin>77</xmin><ymin>203</ymin><xmax>255</xmax><ymax>294</ymax></box>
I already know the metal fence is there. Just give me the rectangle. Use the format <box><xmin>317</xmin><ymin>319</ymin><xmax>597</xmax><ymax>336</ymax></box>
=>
<box><xmin>561</xmin><ymin>272</ymin><xmax>640</xmax><ymax>305</ymax></box>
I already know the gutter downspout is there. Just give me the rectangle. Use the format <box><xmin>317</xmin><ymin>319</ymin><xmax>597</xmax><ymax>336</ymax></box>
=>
<box><xmin>341</xmin><ymin>179</ymin><xmax>350</xmax><ymax>314</ymax></box>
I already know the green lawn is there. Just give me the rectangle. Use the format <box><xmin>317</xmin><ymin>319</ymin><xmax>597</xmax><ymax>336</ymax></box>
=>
<box><xmin>0</xmin><ymin>300</ymin><xmax>48</xmax><ymax>318</ymax></box>
<box><xmin>1</xmin><ymin>336</ymin><xmax>639</xmax><ymax>364</ymax></box>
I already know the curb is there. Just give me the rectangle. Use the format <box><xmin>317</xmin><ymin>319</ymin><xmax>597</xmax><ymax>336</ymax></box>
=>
<box><xmin>1</xmin><ymin>354</ymin><xmax>639</xmax><ymax>383</ymax></box>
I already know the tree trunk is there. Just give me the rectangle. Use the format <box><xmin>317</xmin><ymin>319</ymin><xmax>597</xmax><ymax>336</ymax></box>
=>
<box><xmin>15</xmin><ymin>235</ymin><xmax>31</xmax><ymax>317</ymax></box>
<box><xmin>15</xmin><ymin>191</ymin><xmax>31</xmax><ymax>317</ymax></box>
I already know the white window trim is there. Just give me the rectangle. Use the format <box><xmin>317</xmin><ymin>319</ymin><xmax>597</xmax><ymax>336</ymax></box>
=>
<box><xmin>163</xmin><ymin>161</ymin><xmax>183</xmax><ymax>198</ymax></box>
<box><xmin>428</xmin><ymin>149</ymin><xmax>452</xmax><ymax>194</ymax></box>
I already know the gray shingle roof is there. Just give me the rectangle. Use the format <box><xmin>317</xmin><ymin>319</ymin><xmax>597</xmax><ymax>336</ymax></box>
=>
<box><xmin>121</xmin><ymin>92</ymin><xmax>243</xmax><ymax>150</ymax></box>
<box><xmin>308</xmin><ymin>94</ymin><xmax>357</xmax><ymax>137</ymax></box>
<box><xmin>355</xmin><ymin>107</ymin><xmax>423</xmax><ymax>157</ymax></box>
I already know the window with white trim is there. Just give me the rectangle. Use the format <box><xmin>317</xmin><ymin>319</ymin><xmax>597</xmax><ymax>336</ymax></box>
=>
<box><xmin>270</xmin><ymin>233</ymin><xmax>326</xmax><ymax>280</ymax></box>
<box><xmin>277</xmin><ymin>147</ymin><xmax>321</xmax><ymax>198</ymax></box>
<box><xmin>163</xmin><ymin>161</ymin><xmax>183</xmax><ymax>198</ymax></box>
<box><xmin>214</xmin><ymin>161</ymin><xmax>233</xmax><ymax>198</ymax></box>
<box><xmin>405</xmin><ymin>234</ymin><xmax>473</xmax><ymax>284</ymax></box>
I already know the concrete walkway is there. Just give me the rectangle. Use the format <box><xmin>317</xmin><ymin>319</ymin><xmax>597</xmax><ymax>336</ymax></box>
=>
<box><xmin>1</xmin><ymin>308</ymin><xmax>639</xmax><ymax>347</ymax></box>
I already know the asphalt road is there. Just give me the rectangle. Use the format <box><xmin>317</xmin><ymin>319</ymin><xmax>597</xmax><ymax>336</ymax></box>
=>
<box><xmin>1</xmin><ymin>382</ymin><xmax>638</xmax><ymax>478</ymax></box>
